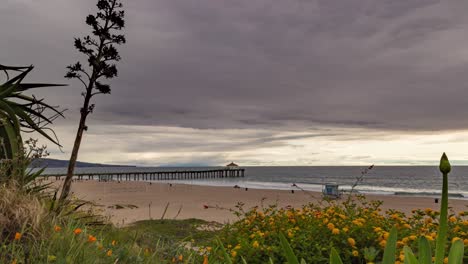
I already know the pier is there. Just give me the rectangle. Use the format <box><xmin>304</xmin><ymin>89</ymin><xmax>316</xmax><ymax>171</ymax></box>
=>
<box><xmin>42</xmin><ymin>168</ymin><xmax>246</xmax><ymax>182</ymax></box>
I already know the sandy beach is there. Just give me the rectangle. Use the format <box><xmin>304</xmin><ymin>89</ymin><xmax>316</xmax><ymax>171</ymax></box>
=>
<box><xmin>57</xmin><ymin>180</ymin><xmax>468</xmax><ymax>225</ymax></box>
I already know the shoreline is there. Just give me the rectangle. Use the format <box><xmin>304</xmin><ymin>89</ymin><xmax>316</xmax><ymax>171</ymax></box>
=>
<box><xmin>51</xmin><ymin>180</ymin><xmax>468</xmax><ymax>225</ymax></box>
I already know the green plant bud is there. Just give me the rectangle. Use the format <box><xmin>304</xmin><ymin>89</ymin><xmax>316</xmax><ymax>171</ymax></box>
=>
<box><xmin>439</xmin><ymin>153</ymin><xmax>451</xmax><ymax>174</ymax></box>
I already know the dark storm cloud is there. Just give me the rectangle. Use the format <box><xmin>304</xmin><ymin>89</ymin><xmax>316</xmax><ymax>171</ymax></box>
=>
<box><xmin>3</xmin><ymin>0</ymin><xmax>468</xmax><ymax>133</ymax></box>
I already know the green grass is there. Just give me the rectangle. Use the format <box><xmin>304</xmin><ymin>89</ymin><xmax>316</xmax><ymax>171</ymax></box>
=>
<box><xmin>123</xmin><ymin>218</ymin><xmax>221</xmax><ymax>246</ymax></box>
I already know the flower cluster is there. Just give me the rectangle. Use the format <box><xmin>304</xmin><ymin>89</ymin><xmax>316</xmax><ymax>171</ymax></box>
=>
<box><xmin>213</xmin><ymin>196</ymin><xmax>468</xmax><ymax>263</ymax></box>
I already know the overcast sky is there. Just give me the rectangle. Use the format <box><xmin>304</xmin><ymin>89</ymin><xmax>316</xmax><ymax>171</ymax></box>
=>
<box><xmin>2</xmin><ymin>0</ymin><xmax>468</xmax><ymax>166</ymax></box>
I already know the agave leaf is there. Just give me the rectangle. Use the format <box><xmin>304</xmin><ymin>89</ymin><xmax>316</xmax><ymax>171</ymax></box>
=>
<box><xmin>3</xmin><ymin>66</ymin><xmax>32</xmax><ymax>86</ymax></box>
<box><xmin>17</xmin><ymin>83</ymin><xmax>65</xmax><ymax>91</ymax></box>
<box><xmin>0</xmin><ymin>84</ymin><xmax>17</xmax><ymax>99</ymax></box>
<box><xmin>329</xmin><ymin>248</ymin><xmax>343</xmax><ymax>264</ymax></box>
<box><xmin>0</xmin><ymin>118</ymin><xmax>20</xmax><ymax>159</ymax></box>
<box><xmin>418</xmin><ymin>236</ymin><xmax>432</xmax><ymax>264</ymax></box>
<box><xmin>382</xmin><ymin>227</ymin><xmax>398</xmax><ymax>264</ymax></box>
<box><xmin>0</xmin><ymin>64</ymin><xmax>30</xmax><ymax>71</ymax></box>
<box><xmin>403</xmin><ymin>246</ymin><xmax>420</xmax><ymax>264</ymax></box>
<box><xmin>240</xmin><ymin>256</ymin><xmax>248</xmax><ymax>264</ymax></box>
<box><xmin>12</xmin><ymin>93</ymin><xmax>64</xmax><ymax>117</ymax></box>
<box><xmin>0</xmin><ymin>100</ymin><xmax>21</xmax><ymax>132</ymax></box>
<box><xmin>447</xmin><ymin>239</ymin><xmax>464</xmax><ymax>264</ymax></box>
<box><xmin>279</xmin><ymin>232</ymin><xmax>300</xmax><ymax>264</ymax></box>
<box><xmin>12</xmin><ymin>106</ymin><xmax>60</xmax><ymax>145</ymax></box>
<box><xmin>217</xmin><ymin>238</ymin><xmax>233</xmax><ymax>264</ymax></box>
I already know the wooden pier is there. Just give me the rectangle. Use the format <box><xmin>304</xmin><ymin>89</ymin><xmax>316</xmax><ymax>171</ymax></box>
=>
<box><xmin>42</xmin><ymin>168</ymin><xmax>245</xmax><ymax>182</ymax></box>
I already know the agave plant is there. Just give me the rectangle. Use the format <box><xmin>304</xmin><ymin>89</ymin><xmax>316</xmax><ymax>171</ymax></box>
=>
<box><xmin>0</xmin><ymin>65</ymin><xmax>64</xmax><ymax>185</ymax></box>
<box><xmin>0</xmin><ymin>65</ymin><xmax>63</xmax><ymax>159</ymax></box>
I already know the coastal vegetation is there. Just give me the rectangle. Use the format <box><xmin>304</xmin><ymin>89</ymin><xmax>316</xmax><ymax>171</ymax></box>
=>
<box><xmin>0</xmin><ymin>1</ymin><xmax>467</xmax><ymax>264</ymax></box>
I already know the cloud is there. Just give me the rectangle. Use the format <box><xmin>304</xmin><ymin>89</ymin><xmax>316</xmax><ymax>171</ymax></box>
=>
<box><xmin>3</xmin><ymin>0</ymin><xmax>468</xmax><ymax>165</ymax></box>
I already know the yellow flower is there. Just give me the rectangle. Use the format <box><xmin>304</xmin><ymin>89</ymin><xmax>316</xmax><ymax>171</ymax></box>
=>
<box><xmin>73</xmin><ymin>228</ymin><xmax>82</xmax><ymax>235</ymax></box>
<box><xmin>14</xmin><ymin>232</ymin><xmax>21</xmax><ymax>241</ymax></box>
<box><xmin>352</xmin><ymin>250</ymin><xmax>359</xmax><ymax>257</ymax></box>
<box><xmin>425</xmin><ymin>235</ymin><xmax>434</xmax><ymax>241</ymax></box>
<box><xmin>444</xmin><ymin>257</ymin><xmax>448</xmax><ymax>264</ymax></box>
<box><xmin>252</xmin><ymin>241</ymin><xmax>259</xmax><ymax>248</ymax></box>
<box><xmin>54</xmin><ymin>225</ymin><xmax>61</xmax><ymax>232</ymax></box>
<box><xmin>379</xmin><ymin>240</ymin><xmax>387</xmax><ymax>248</ymax></box>
<box><xmin>106</xmin><ymin>250</ymin><xmax>112</xmax><ymax>257</ymax></box>
<box><xmin>231</xmin><ymin>250</ymin><xmax>237</xmax><ymax>257</ymax></box>
<box><xmin>11</xmin><ymin>260</ymin><xmax>17</xmax><ymax>264</ymax></box>
<box><xmin>206</xmin><ymin>246</ymin><xmax>212</xmax><ymax>252</ymax></box>
<box><xmin>178</xmin><ymin>255</ymin><xmax>183</xmax><ymax>261</ymax></box>
<box><xmin>342</xmin><ymin>227</ymin><xmax>349</xmax><ymax>233</ymax></box>
<box><xmin>348</xmin><ymin>238</ymin><xmax>356</xmax><ymax>247</ymax></box>
<box><xmin>327</xmin><ymin>223</ymin><xmax>335</xmax><ymax>230</ymax></box>
<box><xmin>449</xmin><ymin>216</ymin><xmax>457</xmax><ymax>223</ymax></box>
<box><xmin>383</xmin><ymin>232</ymin><xmax>389</xmax><ymax>240</ymax></box>
<box><xmin>464</xmin><ymin>239</ymin><xmax>468</xmax><ymax>245</ymax></box>
<box><xmin>288</xmin><ymin>230</ymin><xmax>294</xmax><ymax>238</ymax></box>
<box><xmin>452</xmin><ymin>237</ymin><xmax>461</xmax><ymax>243</ymax></box>
<box><xmin>47</xmin><ymin>255</ymin><xmax>57</xmax><ymax>262</ymax></box>
<box><xmin>409</xmin><ymin>235</ymin><xmax>417</xmax><ymax>241</ymax></box>
<box><xmin>234</xmin><ymin>244</ymin><xmax>241</xmax><ymax>250</ymax></box>
<box><xmin>332</xmin><ymin>228</ymin><xmax>340</xmax><ymax>235</ymax></box>
<box><xmin>88</xmin><ymin>235</ymin><xmax>97</xmax><ymax>243</ymax></box>
<box><xmin>373</xmin><ymin>227</ymin><xmax>382</xmax><ymax>233</ymax></box>
<box><xmin>111</xmin><ymin>240</ymin><xmax>117</xmax><ymax>246</ymax></box>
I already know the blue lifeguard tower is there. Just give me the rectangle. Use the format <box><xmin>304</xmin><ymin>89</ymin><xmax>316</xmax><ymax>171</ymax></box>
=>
<box><xmin>322</xmin><ymin>183</ymin><xmax>341</xmax><ymax>199</ymax></box>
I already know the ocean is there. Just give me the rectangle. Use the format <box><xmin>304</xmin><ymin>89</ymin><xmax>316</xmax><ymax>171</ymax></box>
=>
<box><xmin>42</xmin><ymin>166</ymin><xmax>468</xmax><ymax>198</ymax></box>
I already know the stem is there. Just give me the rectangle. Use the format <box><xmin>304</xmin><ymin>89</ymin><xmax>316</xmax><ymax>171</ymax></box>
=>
<box><xmin>434</xmin><ymin>172</ymin><xmax>448</xmax><ymax>264</ymax></box>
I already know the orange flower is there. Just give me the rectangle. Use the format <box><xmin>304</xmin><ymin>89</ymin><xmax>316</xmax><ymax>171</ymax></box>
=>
<box><xmin>88</xmin><ymin>235</ymin><xmax>97</xmax><ymax>243</ymax></box>
<box><xmin>14</xmin><ymin>233</ymin><xmax>21</xmax><ymax>241</ymax></box>
<box><xmin>54</xmin><ymin>225</ymin><xmax>61</xmax><ymax>232</ymax></box>
<box><xmin>73</xmin><ymin>228</ymin><xmax>82</xmax><ymax>235</ymax></box>
<box><xmin>178</xmin><ymin>255</ymin><xmax>183</xmax><ymax>261</ymax></box>
<box><xmin>111</xmin><ymin>240</ymin><xmax>117</xmax><ymax>246</ymax></box>
<box><xmin>106</xmin><ymin>250</ymin><xmax>112</xmax><ymax>257</ymax></box>
<box><xmin>203</xmin><ymin>255</ymin><xmax>209</xmax><ymax>264</ymax></box>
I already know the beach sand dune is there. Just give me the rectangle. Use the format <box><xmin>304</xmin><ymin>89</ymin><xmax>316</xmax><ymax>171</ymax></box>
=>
<box><xmin>61</xmin><ymin>181</ymin><xmax>467</xmax><ymax>225</ymax></box>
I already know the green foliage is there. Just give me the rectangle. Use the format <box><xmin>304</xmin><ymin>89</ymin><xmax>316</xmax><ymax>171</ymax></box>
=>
<box><xmin>381</xmin><ymin>227</ymin><xmax>397</xmax><ymax>264</ymax></box>
<box><xmin>279</xmin><ymin>232</ymin><xmax>300</xmax><ymax>264</ymax></box>
<box><xmin>329</xmin><ymin>248</ymin><xmax>343</xmax><ymax>264</ymax></box>
<box><xmin>324</xmin><ymin>153</ymin><xmax>465</xmax><ymax>264</ymax></box>
<box><xmin>0</xmin><ymin>65</ymin><xmax>63</xmax><ymax>161</ymax></box>
<box><xmin>418</xmin><ymin>236</ymin><xmax>432</xmax><ymax>264</ymax></box>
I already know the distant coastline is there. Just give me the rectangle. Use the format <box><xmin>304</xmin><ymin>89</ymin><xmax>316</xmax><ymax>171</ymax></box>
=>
<box><xmin>31</xmin><ymin>158</ymin><xmax>135</xmax><ymax>168</ymax></box>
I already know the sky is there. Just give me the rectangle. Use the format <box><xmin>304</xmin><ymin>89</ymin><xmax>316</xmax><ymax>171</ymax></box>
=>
<box><xmin>2</xmin><ymin>0</ymin><xmax>468</xmax><ymax>166</ymax></box>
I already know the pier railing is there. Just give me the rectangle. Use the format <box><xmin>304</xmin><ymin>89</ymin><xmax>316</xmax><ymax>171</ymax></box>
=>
<box><xmin>41</xmin><ymin>168</ymin><xmax>245</xmax><ymax>181</ymax></box>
